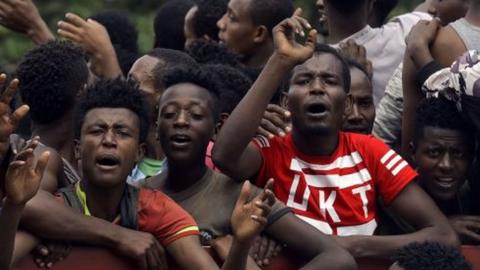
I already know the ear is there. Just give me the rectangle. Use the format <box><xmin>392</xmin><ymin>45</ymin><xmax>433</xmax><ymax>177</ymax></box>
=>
<box><xmin>253</xmin><ymin>25</ymin><xmax>269</xmax><ymax>44</ymax></box>
<box><xmin>280</xmin><ymin>93</ymin><xmax>289</xmax><ymax>109</ymax></box>
<box><xmin>74</xmin><ymin>139</ymin><xmax>81</xmax><ymax>160</ymax></box>
<box><xmin>409</xmin><ymin>141</ymin><xmax>417</xmax><ymax>165</ymax></box>
<box><xmin>215</xmin><ymin>113</ymin><xmax>230</xmax><ymax>135</ymax></box>
<box><xmin>137</xmin><ymin>143</ymin><xmax>146</xmax><ymax>163</ymax></box>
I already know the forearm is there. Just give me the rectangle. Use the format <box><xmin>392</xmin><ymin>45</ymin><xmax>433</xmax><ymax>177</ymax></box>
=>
<box><xmin>336</xmin><ymin>227</ymin><xmax>458</xmax><ymax>259</ymax></box>
<box><xmin>20</xmin><ymin>191</ymin><xmax>121</xmax><ymax>249</ymax></box>
<box><xmin>27</xmin><ymin>19</ymin><xmax>54</xmax><ymax>45</ymax></box>
<box><xmin>222</xmin><ymin>239</ymin><xmax>252</xmax><ymax>270</ymax></box>
<box><xmin>0</xmin><ymin>202</ymin><xmax>25</xmax><ymax>269</ymax></box>
<box><xmin>90</xmin><ymin>48</ymin><xmax>123</xmax><ymax>79</ymax></box>
<box><xmin>213</xmin><ymin>55</ymin><xmax>292</xmax><ymax>168</ymax></box>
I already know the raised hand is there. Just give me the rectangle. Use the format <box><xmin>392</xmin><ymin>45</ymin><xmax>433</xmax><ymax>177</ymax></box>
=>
<box><xmin>0</xmin><ymin>74</ymin><xmax>30</xmax><ymax>163</ymax></box>
<box><xmin>338</xmin><ymin>39</ymin><xmax>373</xmax><ymax>79</ymax></box>
<box><xmin>4</xmin><ymin>137</ymin><xmax>50</xmax><ymax>205</ymax></box>
<box><xmin>272</xmin><ymin>8</ymin><xmax>317</xmax><ymax>67</ymax></box>
<box><xmin>57</xmin><ymin>13</ymin><xmax>122</xmax><ymax>78</ymax></box>
<box><xmin>0</xmin><ymin>0</ymin><xmax>54</xmax><ymax>44</ymax></box>
<box><xmin>231</xmin><ymin>179</ymin><xmax>276</xmax><ymax>244</ymax></box>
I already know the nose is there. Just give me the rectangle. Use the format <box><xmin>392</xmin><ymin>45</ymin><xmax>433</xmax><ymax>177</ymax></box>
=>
<box><xmin>217</xmin><ymin>14</ymin><xmax>226</xmax><ymax>31</ymax></box>
<box><xmin>102</xmin><ymin>130</ymin><xmax>117</xmax><ymax>147</ymax></box>
<box><xmin>438</xmin><ymin>152</ymin><xmax>453</xmax><ymax>172</ymax></box>
<box><xmin>346</xmin><ymin>104</ymin><xmax>362</xmax><ymax>123</ymax></box>
<box><xmin>309</xmin><ymin>77</ymin><xmax>326</xmax><ymax>95</ymax></box>
<box><xmin>173</xmin><ymin>110</ymin><xmax>190</xmax><ymax>128</ymax></box>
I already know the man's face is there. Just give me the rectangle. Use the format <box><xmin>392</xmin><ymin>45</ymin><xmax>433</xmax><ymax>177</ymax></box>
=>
<box><xmin>342</xmin><ymin>66</ymin><xmax>374</xmax><ymax>134</ymax></box>
<box><xmin>430</xmin><ymin>0</ymin><xmax>468</xmax><ymax>25</ymax></box>
<box><xmin>413</xmin><ymin>127</ymin><xmax>472</xmax><ymax>201</ymax></box>
<box><xmin>217</xmin><ymin>0</ymin><xmax>257</xmax><ymax>56</ymax></box>
<box><xmin>184</xmin><ymin>6</ymin><xmax>199</xmax><ymax>49</ymax></box>
<box><xmin>78</xmin><ymin>108</ymin><xmax>142</xmax><ymax>188</ymax></box>
<box><xmin>288</xmin><ymin>53</ymin><xmax>347</xmax><ymax>136</ymax></box>
<box><xmin>158</xmin><ymin>83</ymin><xmax>215</xmax><ymax>165</ymax></box>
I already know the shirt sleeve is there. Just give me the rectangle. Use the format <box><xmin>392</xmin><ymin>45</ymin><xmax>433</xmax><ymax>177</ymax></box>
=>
<box><xmin>361</xmin><ymin>136</ymin><xmax>418</xmax><ymax>205</ymax></box>
<box><xmin>251</xmin><ymin>135</ymin><xmax>275</xmax><ymax>188</ymax></box>
<box><xmin>137</xmin><ymin>189</ymin><xmax>199</xmax><ymax>247</ymax></box>
<box><xmin>386</xmin><ymin>11</ymin><xmax>432</xmax><ymax>39</ymax></box>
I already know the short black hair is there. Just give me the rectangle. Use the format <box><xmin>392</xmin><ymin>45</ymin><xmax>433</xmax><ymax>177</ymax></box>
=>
<box><xmin>248</xmin><ymin>0</ymin><xmax>294</xmax><ymax>35</ymax></box>
<box><xmin>392</xmin><ymin>242</ymin><xmax>472</xmax><ymax>270</ymax></box>
<box><xmin>91</xmin><ymin>10</ymin><xmax>139</xmax><ymax>75</ymax></box>
<box><xmin>326</xmin><ymin>0</ymin><xmax>368</xmax><ymax>14</ymax></box>
<box><xmin>313</xmin><ymin>44</ymin><xmax>351</xmax><ymax>92</ymax></box>
<box><xmin>16</xmin><ymin>40</ymin><xmax>88</xmax><ymax>125</ymax></box>
<box><xmin>202</xmin><ymin>64</ymin><xmax>252</xmax><ymax>115</ymax></box>
<box><xmin>193</xmin><ymin>0</ymin><xmax>228</xmax><ymax>41</ymax></box>
<box><xmin>153</xmin><ymin>0</ymin><xmax>195</xmax><ymax>51</ymax></box>
<box><xmin>147</xmin><ymin>48</ymin><xmax>198</xmax><ymax>91</ymax></box>
<box><xmin>414</xmin><ymin>97</ymin><xmax>475</xmax><ymax>145</ymax></box>
<box><xmin>185</xmin><ymin>39</ymin><xmax>242</xmax><ymax>67</ymax></box>
<box><xmin>75</xmin><ymin>78</ymin><xmax>150</xmax><ymax>143</ymax></box>
<box><xmin>162</xmin><ymin>65</ymin><xmax>221</xmax><ymax>121</ymax></box>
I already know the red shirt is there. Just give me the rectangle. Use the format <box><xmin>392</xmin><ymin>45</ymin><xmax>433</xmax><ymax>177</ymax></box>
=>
<box><xmin>253</xmin><ymin>132</ymin><xmax>416</xmax><ymax>236</ymax></box>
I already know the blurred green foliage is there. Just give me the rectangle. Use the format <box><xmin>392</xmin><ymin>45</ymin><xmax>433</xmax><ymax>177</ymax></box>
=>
<box><xmin>0</xmin><ymin>0</ymin><xmax>419</xmax><ymax>74</ymax></box>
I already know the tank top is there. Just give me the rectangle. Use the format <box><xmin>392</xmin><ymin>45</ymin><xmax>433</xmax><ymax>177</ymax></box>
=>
<box><xmin>451</xmin><ymin>18</ymin><xmax>480</xmax><ymax>50</ymax></box>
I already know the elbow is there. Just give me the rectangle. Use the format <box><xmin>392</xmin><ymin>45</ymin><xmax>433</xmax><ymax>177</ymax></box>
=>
<box><xmin>211</xmin><ymin>146</ymin><xmax>230</xmax><ymax>172</ymax></box>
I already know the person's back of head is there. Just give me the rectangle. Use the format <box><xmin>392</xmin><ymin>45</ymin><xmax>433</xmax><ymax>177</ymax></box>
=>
<box><xmin>185</xmin><ymin>39</ymin><xmax>241</xmax><ymax>67</ymax></box>
<box><xmin>194</xmin><ymin>0</ymin><xmax>229</xmax><ymax>41</ymax></box>
<box><xmin>16</xmin><ymin>40</ymin><xmax>89</xmax><ymax>125</ymax></box>
<box><xmin>154</xmin><ymin>0</ymin><xmax>195</xmax><ymax>51</ymax></box>
<box><xmin>149</xmin><ymin>48</ymin><xmax>198</xmax><ymax>91</ymax></box>
<box><xmin>390</xmin><ymin>242</ymin><xmax>471</xmax><ymax>270</ymax></box>
<box><xmin>248</xmin><ymin>0</ymin><xmax>294</xmax><ymax>37</ymax></box>
<box><xmin>91</xmin><ymin>10</ymin><xmax>139</xmax><ymax>75</ymax></box>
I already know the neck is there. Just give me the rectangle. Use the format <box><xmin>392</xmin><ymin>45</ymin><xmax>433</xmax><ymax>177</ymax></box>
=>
<box><xmin>31</xmin><ymin>111</ymin><xmax>75</xmax><ymax>164</ymax></box>
<box><xmin>82</xmin><ymin>180</ymin><xmax>125</xmax><ymax>222</ymax></box>
<box><xmin>243</xmin><ymin>40</ymin><xmax>274</xmax><ymax>69</ymax></box>
<box><xmin>326</xmin><ymin>10</ymin><xmax>368</xmax><ymax>44</ymax></box>
<box><xmin>145</xmin><ymin>129</ymin><xmax>165</xmax><ymax>160</ymax></box>
<box><xmin>465</xmin><ymin>5</ymin><xmax>480</xmax><ymax>26</ymax></box>
<box><xmin>291</xmin><ymin>128</ymin><xmax>340</xmax><ymax>156</ymax></box>
<box><xmin>164</xmin><ymin>160</ymin><xmax>208</xmax><ymax>193</ymax></box>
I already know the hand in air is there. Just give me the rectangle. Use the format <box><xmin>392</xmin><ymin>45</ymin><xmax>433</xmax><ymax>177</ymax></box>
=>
<box><xmin>0</xmin><ymin>0</ymin><xmax>54</xmax><ymax>44</ymax></box>
<box><xmin>338</xmin><ymin>39</ymin><xmax>373</xmax><ymax>79</ymax></box>
<box><xmin>0</xmin><ymin>74</ymin><xmax>30</xmax><ymax>163</ymax></box>
<box><xmin>4</xmin><ymin>137</ymin><xmax>50</xmax><ymax>205</ymax></box>
<box><xmin>272</xmin><ymin>8</ymin><xmax>317</xmax><ymax>67</ymax></box>
<box><xmin>57</xmin><ymin>13</ymin><xmax>122</xmax><ymax>78</ymax></box>
<box><xmin>231</xmin><ymin>179</ymin><xmax>276</xmax><ymax>244</ymax></box>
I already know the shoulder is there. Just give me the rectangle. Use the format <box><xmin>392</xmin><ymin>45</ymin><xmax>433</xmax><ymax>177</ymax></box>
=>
<box><xmin>432</xmin><ymin>25</ymin><xmax>467</xmax><ymax>67</ymax></box>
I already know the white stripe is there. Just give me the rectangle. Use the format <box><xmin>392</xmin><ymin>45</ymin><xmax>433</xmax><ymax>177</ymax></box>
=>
<box><xmin>336</xmin><ymin>219</ymin><xmax>377</xmax><ymax>236</ymax></box>
<box><xmin>380</xmin><ymin>150</ymin><xmax>395</xmax><ymax>164</ymax></box>
<box><xmin>304</xmin><ymin>168</ymin><xmax>372</xmax><ymax>189</ymax></box>
<box><xmin>297</xmin><ymin>215</ymin><xmax>333</xmax><ymax>234</ymax></box>
<box><xmin>392</xmin><ymin>161</ymin><xmax>408</xmax><ymax>176</ymax></box>
<box><xmin>386</xmin><ymin>155</ymin><xmax>402</xmax><ymax>170</ymax></box>
<box><xmin>291</xmin><ymin>152</ymin><xmax>363</xmax><ymax>171</ymax></box>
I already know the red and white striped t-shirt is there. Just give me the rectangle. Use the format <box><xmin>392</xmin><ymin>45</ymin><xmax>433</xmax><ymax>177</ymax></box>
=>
<box><xmin>253</xmin><ymin>132</ymin><xmax>416</xmax><ymax>236</ymax></box>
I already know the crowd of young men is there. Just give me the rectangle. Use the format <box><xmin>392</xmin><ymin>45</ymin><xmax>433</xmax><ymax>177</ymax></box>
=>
<box><xmin>0</xmin><ymin>0</ymin><xmax>479</xmax><ymax>269</ymax></box>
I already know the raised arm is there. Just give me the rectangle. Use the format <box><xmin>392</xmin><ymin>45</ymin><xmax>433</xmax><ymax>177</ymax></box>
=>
<box><xmin>213</xmin><ymin>9</ymin><xmax>317</xmax><ymax>181</ymax></box>
<box><xmin>334</xmin><ymin>182</ymin><xmax>458</xmax><ymax>259</ymax></box>
<box><xmin>0</xmin><ymin>0</ymin><xmax>54</xmax><ymax>44</ymax></box>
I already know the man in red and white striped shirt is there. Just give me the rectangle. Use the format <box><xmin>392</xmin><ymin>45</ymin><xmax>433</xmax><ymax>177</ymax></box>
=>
<box><xmin>213</xmin><ymin>10</ymin><xmax>458</xmax><ymax>259</ymax></box>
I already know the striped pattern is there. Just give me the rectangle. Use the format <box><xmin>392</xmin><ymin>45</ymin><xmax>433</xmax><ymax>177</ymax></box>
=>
<box><xmin>380</xmin><ymin>150</ymin><xmax>407</xmax><ymax>176</ymax></box>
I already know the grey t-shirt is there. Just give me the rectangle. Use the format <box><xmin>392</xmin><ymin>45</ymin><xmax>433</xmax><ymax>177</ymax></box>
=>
<box><xmin>143</xmin><ymin>169</ymin><xmax>290</xmax><ymax>244</ymax></box>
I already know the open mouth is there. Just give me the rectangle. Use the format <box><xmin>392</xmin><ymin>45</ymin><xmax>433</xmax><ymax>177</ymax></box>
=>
<box><xmin>95</xmin><ymin>155</ymin><xmax>120</xmax><ymax>169</ymax></box>
<box><xmin>171</xmin><ymin>134</ymin><xmax>192</xmax><ymax>148</ymax></box>
<box><xmin>306</xmin><ymin>103</ymin><xmax>328</xmax><ymax>118</ymax></box>
<box><xmin>435</xmin><ymin>177</ymin><xmax>456</xmax><ymax>189</ymax></box>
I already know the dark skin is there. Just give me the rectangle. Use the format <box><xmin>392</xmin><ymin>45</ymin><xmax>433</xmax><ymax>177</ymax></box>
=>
<box><xmin>150</xmin><ymin>82</ymin><xmax>356</xmax><ymax>270</ymax></box>
<box><xmin>411</xmin><ymin>127</ymin><xmax>480</xmax><ymax>244</ymax></box>
<box><xmin>217</xmin><ymin>0</ymin><xmax>274</xmax><ymax>68</ymax></box>
<box><xmin>213</xmin><ymin>9</ymin><xmax>458</xmax><ymax>259</ymax></box>
<box><xmin>21</xmin><ymin>105</ymin><xmax>273</xmax><ymax>270</ymax></box>
<box><xmin>342</xmin><ymin>66</ymin><xmax>374</xmax><ymax>134</ymax></box>
<box><xmin>400</xmin><ymin>0</ymin><xmax>477</xmax><ymax>157</ymax></box>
